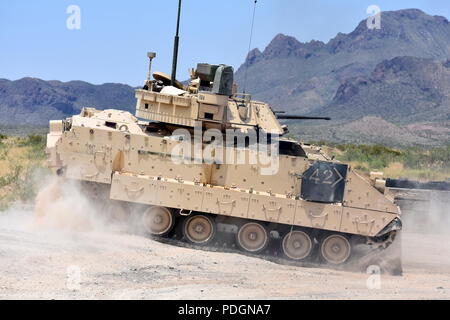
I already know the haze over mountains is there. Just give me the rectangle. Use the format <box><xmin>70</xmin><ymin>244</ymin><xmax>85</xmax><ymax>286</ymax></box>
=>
<box><xmin>0</xmin><ymin>78</ymin><xmax>135</xmax><ymax>125</ymax></box>
<box><xmin>1</xmin><ymin>8</ymin><xmax>450</xmax><ymax>146</ymax></box>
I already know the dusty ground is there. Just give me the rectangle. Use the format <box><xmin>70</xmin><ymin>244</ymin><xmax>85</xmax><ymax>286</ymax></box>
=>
<box><xmin>1</xmin><ymin>208</ymin><xmax>450</xmax><ymax>300</ymax></box>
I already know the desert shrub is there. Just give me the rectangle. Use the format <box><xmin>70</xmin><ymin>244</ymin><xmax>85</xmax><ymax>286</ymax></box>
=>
<box><xmin>0</xmin><ymin>135</ymin><xmax>49</xmax><ymax>210</ymax></box>
<box><xmin>0</xmin><ymin>146</ymin><xmax>7</xmax><ymax>160</ymax></box>
<box><xmin>336</xmin><ymin>144</ymin><xmax>403</xmax><ymax>169</ymax></box>
<box><xmin>18</xmin><ymin>134</ymin><xmax>45</xmax><ymax>147</ymax></box>
<box><xmin>18</xmin><ymin>134</ymin><xmax>47</xmax><ymax>160</ymax></box>
<box><xmin>403</xmin><ymin>146</ymin><xmax>450</xmax><ymax>170</ymax></box>
<box><xmin>0</xmin><ymin>164</ymin><xmax>50</xmax><ymax>210</ymax></box>
<box><xmin>0</xmin><ymin>165</ymin><xmax>22</xmax><ymax>188</ymax></box>
<box><xmin>26</xmin><ymin>143</ymin><xmax>47</xmax><ymax>160</ymax></box>
<box><xmin>14</xmin><ymin>164</ymin><xmax>50</xmax><ymax>203</ymax></box>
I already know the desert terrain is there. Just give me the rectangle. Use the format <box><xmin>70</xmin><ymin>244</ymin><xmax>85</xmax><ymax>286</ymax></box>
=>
<box><xmin>0</xmin><ymin>202</ymin><xmax>449</xmax><ymax>300</ymax></box>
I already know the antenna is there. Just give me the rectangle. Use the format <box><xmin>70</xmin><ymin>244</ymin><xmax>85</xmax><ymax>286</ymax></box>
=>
<box><xmin>171</xmin><ymin>0</ymin><xmax>182</xmax><ymax>86</ymax></box>
<box><xmin>243</xmin><ymin>0</ymin><xmax>258</xmax><ymax>94</ymax></box>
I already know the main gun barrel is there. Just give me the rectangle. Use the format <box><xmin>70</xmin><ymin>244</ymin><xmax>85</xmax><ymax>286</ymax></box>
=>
<box><xmin>276</xmin><ymin>115</ymin><xmax>331</xmax><ymax>121</ymax></box>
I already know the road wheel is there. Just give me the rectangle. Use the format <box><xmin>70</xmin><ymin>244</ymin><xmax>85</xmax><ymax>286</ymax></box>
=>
<box><xmin>282</xmin><ymin>230</ymin><xmax>313</xmax><ymax>261</ymax></box>
<box><xmin>320</xmin><ymin>234</ymin><xmax>351</xmax><ymax>265</ymax></box>
<box><xmin>237</xmin><ymin>222</ymin><xmax>268</xmax><ymax>253</ymax></box>
<box><xmin>183</xmin><ymin>215</ymin><xmax>215</xmax><ymax>244</ymax></box>
<box><xmin>142</xmin><ymin>206</ymin><xmax>174</xmax><ymax>236</ymax></box>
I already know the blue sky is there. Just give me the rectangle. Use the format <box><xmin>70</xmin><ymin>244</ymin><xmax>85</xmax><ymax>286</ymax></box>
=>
<box><xmin>1</xmin><ymin>0</ymin><xmax>450</xmax><ymax>86</ymax></box>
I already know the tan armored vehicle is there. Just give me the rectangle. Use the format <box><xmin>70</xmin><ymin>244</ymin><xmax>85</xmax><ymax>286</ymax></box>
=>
<box><xmin>45</xmin><ymin>57</ymin><xmax>402</xmax><ymax>270</ymax></box>
<box><xmin>45</xmin><ymin>2</ymin><xmax>401</xmax><ymax>271</ymax></box>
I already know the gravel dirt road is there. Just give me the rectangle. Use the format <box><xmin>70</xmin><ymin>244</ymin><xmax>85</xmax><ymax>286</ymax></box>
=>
<box><xmin>1</xmin><ymin>207</ymin><xmax>449</xmax><ymax>300</ymax></box>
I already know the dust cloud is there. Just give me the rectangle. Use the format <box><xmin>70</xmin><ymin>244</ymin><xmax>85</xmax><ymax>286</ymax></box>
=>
<box><xmin>1</xmin><ymin>171</ymin><xmax>450</xmax><ymax>277</ymax></box>
<box><xmin>400</xmin><ymin>192</ymin><xmax>450</xmax><ymax>272</ymax></box>
<box><xmin>1</xmin><ymin>173</ymin><xmax>450</xmax><ymax>299</ymax></box>
<box><xmin>34</xmin><ymin>178</ymin><xmax>99</xmax><ymax>232</ymax></box>
<box><xmin>2</xmin><ymin>172</ymin><xmax>449</xmax><ymax>273</ymax></box>
<box><xmin>0</xmin><ymin>173</ymin><xmax>137</xmax><ymax>239</ymax></box>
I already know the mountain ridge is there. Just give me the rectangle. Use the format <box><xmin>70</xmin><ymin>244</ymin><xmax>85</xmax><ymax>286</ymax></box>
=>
<box><xmin>235</xmin><ymin>9</ymin><xmax>450</xmax><ymax>115</ymax></box>
<box><xmin>0</xmin><ymin>77</ymin><xmax>136</xmax><ymax>125</ymax></box>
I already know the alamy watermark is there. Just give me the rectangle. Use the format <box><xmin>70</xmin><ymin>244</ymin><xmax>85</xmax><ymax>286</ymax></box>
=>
<box><xmin>367</xmin><ymin>5</ymin><xmax>381</xmax><ymax>30</ymax></box>
<box><xmin>66</xmin><ymin>5</ymin><xmax>81</xmax><ymax>30</ymax></box>
<box><xmin>168</xmin><ymin>122</ymin><xmax>280</xmax><ymax>176</ymax></box>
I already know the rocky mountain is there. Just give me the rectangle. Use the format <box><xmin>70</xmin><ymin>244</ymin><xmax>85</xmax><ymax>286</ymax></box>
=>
<box><xmin>319</xmin><ymin>56</ymin><xmax>450</xmax><ymax>123</ymax></box>
<box><xmin>236</xmin><ymin>9</ymin><xmax>450</xmax><ymax>114</ymax></box>
<box><xmin>235</xmin><ymin>9</ymin><xmax>450</xmax><ymax>146</ymax></box>
<box><xmin>0</xmin><ymin>78</ymin><xmax>135</xmax><ymax>125</ymax></box>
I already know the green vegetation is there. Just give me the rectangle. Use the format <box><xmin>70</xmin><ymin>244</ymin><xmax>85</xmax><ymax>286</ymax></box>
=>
<box><xmin>314</xmin><ymin>142</ymin><xmax>450</xmax><ymax>181</ymax></box>
<box><xmin>17</xmin><ymin>134</ymin><xmax>46</xmax><ymax>147</ymax></box>
<box><xmin>18</xmin><ymin>134</ymin><xmax>47</xmax><ymax>160</ymax></box>
<box><xmin>0</xmin><ymin>134</ymin><xmax>49</xmax><ymax>210</ymax></box>
<box><xmin>335</xmin><ymin>144</ymin><xmax>403</xmax><ymax>169</ymax></box>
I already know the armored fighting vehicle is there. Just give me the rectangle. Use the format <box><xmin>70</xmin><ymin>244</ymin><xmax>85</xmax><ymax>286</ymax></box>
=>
<box><xmin>44</xmin><ymin>2</ymin><xmax>402</xmax><ymax>272</ymax></box>
<box><xmin>45</xmin><ymin>58</ymin><xmax>402</xmax><ymax>270</ymax></box>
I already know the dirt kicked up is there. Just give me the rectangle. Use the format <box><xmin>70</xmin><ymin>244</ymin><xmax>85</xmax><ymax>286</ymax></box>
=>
<box><xmin>0</xmin><ymin>178</ymin><xmax>449</xmax><ymax>300</ymax></box>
